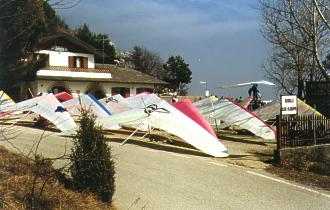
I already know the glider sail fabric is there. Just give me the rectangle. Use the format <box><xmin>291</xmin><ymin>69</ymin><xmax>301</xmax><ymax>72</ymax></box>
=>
<box><xmin>0</xmin><ymin>91</ymin><xmax>15</xmax><ymax>109</ymax></box>
<box><xmin>99</xmin><ymin>95</ymin><xmax>129</xmax><ymax>115</ymax></box>
<box><xmin>54</xmin><ymin>92</ymin><xmax>73</xmax><ymax>102</ymax></box>
<box><xmin>125</xmin><ymin>93</ymin><xmax>161</xmax><ymax>109</ymax></box>
<box><xmin>2</xmin><ymin>94</ymin><xmax>76</xmax><ymax>132</ymax></box>
<box><xmin>62</xmin><ymin>94</ymin><xmax>111</xmax><ymax>118</ymax></box>
<box><xmin>97</xmin><ymin>100</ymin><xmax>228</xmax><ymax>157</ymax></box>
<box><xmin>253</xmin><ymin>99</ymin><xmax>323</xmax><ymax>121</ymax></box>
<box><xmin>172</xmin><ymin>99</ymin><xmax>217</xmax><ymax>138</ymax></box>
<box><xmin>217</xmin><ymin>80</ymin><xmax>275</xmax><ymax>89</ymax></box>
<box><xmin>195</xmin><ymin>98</ymin><xmax>275</xmax><ymax>140</ymax></box>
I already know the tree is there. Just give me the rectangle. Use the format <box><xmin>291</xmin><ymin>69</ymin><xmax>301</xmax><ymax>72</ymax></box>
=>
<box><xmin>70</xmin><ymin>108</ymin><xmax>115</xmax><ymax>203</ymax></box>
<box><xmin>312</xmin><ymin>0</ymin><xmax>330</xmax><ymax>30</ymax></box>
<box><xmin>126</xmin><ymin>46</ymin><xmax>165</xmax><ymax>79</ymax></box>
<box><xmin>260</xmin><ymin>0</ymin><xmax>330</xmax><ymax>97</ymax></box>
<box><xmin>163</xmin><ymin>55</ymin><xmax>192</xmax><ymax>95</ymax></box>
<box><xmin>74</xmin><ymin>24</ymin><xmax>116</xmax><ymax>64</ymax></box>
<box><xmin>0</xmin><ymin>0</ymin><xmax>68</xmax><ymax>98</ymax></box>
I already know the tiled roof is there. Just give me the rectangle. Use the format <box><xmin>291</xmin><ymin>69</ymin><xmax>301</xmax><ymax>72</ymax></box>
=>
<box><xmin>38</xmin><ymin>32</ymin><xmax>105</xmax><ymax>58</ymax></box>
<box><xmin>37</xmin><ymin>65</ymin><xmax>167</xmax><ymax>85</ymax></box>
<box><xmin>95</xmin><ymin>63</ymin><xmax>167</xmax><ymax>85</ymax></box>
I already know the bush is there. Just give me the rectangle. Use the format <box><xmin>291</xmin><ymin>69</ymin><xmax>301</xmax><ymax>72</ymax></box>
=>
<box><xmin>70</xmin><ymin>109</ymin><xmax>115</xmax><ymax>202</ymax></box>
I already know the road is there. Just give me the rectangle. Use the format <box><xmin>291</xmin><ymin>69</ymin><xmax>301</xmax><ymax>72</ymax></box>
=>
<box><xmin>0</xmin><ymin>126</ymin><xmax>329</xmax><ymax>210</ymax></box>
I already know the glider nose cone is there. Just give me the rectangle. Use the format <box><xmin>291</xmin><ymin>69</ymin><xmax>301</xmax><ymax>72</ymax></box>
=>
<box><xmin>214</xmin><ymin>149</ymin><xmax>229</xmax><ymax>158</ymax></box>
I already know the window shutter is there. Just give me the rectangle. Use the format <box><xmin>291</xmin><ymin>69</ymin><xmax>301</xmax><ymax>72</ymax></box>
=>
<box><xmin>83</xmin><ymin>57</ymin><xmax>88</xmax><ymax>68</ymax></box>
<box><xmin>68</xmin><ymin>56</ymin><xmax>74</xmax><ymax>67</ymax></box>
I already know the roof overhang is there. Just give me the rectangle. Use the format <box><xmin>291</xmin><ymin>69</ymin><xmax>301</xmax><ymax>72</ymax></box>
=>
<box><xmin>37</xmin><ymin>69</ymin><xmax>112</xmax><ymax>79</ymax></box>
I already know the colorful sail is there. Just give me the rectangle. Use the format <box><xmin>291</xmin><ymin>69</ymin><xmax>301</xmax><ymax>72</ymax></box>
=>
<box><xmin>2</xmin><ymin>94</ymin><xmax>76</xmax><ymax>132</ymax></box>
<box><xmin>172</xmin><ymin>99</ymin><xmax>217</xmax><ymax>138</ymax></box>
<box><xmin>54</xmin><ymin>92</ymin><xmax>73</xmax><ymax>102</ymax></box>
<box><xmin>97</xmin><ymin>99</ymin><xmax>228</xmax><ymax>157</ymax></box>
<box><xmin>253</xmin><ymin>99</ymin><xmax>323</xmax><ymax>121</ymax></box>
<box><xmin>195</xmin><ymin>97</ymin><xmax>275</xmax><ymax>140</ymax></box>
<box><xmin>62</xmin><ymin>93</ymin><xmax>111</xmax><ymax>117</ymax></box>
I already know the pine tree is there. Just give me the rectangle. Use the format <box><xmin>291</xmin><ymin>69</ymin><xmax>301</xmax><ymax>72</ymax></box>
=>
<box><xmin>70</xmin><ymin>109</ymin><xmax>115</xmax><ymax>202</ymax></box>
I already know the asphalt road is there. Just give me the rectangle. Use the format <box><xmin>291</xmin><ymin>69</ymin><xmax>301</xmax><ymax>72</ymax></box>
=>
<box><xmin>0</xmin><ymin>126</ymin><xmax>329</xmax><ymax>210</ymax></box>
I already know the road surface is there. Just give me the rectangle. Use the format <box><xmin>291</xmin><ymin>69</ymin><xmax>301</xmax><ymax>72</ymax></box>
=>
<box><xmin>0</xmin><ymin>126</ymin><xmax>329</xmax><ymax>210</ymax></box>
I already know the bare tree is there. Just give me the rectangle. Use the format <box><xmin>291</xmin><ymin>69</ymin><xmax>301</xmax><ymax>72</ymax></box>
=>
<box><xmin>127</xmin><ymin>46</ymin><xmax>166</xmax><ymax>79</ymax></box>
<box><xmin>313</xmin><ymin>0</ymin><xmax>330</xmax><ymax>30</ymax></box>
<box><xmin>260</xmin><ymin>0</ymin><xmax>330</xmax><ymax>97</ymax></box>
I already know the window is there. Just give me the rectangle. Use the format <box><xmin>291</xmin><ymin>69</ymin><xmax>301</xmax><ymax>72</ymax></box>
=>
<box><xmin>111</xmin><ymin>87</ymin><xmax>130</xmax><ymax>98</ymax></box>
<box><xmin>68</xmin><ymin>56</ymin><xmax>88</xmax><ymax>68</ymax></box>
<box><xmin>136</xmin><ymin>88</ymin><xmax>153</xmax><ymax>94</ymax></box>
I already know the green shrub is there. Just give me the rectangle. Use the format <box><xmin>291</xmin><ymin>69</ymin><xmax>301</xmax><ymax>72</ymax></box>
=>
<box><xmin>70</xmin><ymin>109</ymin><xmax>115</xmax><ymax>203</ymax></box>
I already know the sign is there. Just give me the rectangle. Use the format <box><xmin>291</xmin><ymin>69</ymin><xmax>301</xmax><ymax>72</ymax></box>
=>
<box><xmin>205</xmin><ymin>90</ymin><xmax>210</xmax><ymax>97</ymax></box>
<box><xmin>281</xmin><ymin>95</ymin><xmax>297</xmax><ymax>115</ymax></box>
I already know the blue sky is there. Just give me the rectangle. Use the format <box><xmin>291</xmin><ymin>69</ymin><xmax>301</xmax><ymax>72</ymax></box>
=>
<box><xmin>57</xmin><ymin>0</ymin><xmax>276</xmax><ymax>99</ymax></box>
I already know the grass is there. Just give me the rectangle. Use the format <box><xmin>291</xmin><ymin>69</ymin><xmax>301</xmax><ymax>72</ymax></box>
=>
<box><xmin>0</xmin><ymin>146</ymin><xmax>116</xmax><ymax>210</ymax></box>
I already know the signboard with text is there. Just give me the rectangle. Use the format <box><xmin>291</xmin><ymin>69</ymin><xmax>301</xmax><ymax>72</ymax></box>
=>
<box><xmin>281</xmin><ymin>95</ymin><xmax>297</xmax><ymax>115</ymax></box>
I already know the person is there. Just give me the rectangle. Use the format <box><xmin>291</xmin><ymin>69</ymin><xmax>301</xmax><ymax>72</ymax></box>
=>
<box><xmin>248</xmin><ymin>84</ymin><xmax>259</xmax><ymax>100</ymax></box>
<box><xmin>171</xmin><ymin>95</ymin><xmax>178</xmax><ymax>103</ymax></box>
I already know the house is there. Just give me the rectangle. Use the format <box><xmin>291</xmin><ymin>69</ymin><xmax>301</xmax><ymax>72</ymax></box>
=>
<box><xmin>21</xmin><ymin>32</ymin><xmax>166</xmax><ymax>100</ymax></box>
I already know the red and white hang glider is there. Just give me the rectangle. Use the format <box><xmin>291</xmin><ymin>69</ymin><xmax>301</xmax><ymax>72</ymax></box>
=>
<box><xmin>216</xmin><ymin>80</ymin><xmax>275</xmax><ymax>89</ymax></box>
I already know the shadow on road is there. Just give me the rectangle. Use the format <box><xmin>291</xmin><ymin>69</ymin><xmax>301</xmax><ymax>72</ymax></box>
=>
<box><xmin>105</xmin><ymin>136</ymin><xmax>211</xmax><ymax>158</ymax></box>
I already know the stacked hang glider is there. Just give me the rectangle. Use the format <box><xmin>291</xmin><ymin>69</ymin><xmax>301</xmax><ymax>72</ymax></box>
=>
<box><xmin>1</xmin><ymin>93</ymin><xmax>76</xmax><ymax>132</ymax></box>
<box><xmin>96</xmin><ymin>94</ymin><xmax>228</xmax><ymax>157</ymax></box>
<box><xmin>253</xmin><ymin>98</ymin><xmax>323</xmax><ymax>121</ymax></box>
<box><xmin>172</xmin><ymin>99</ymin><xmax>217</xmax><ymax>138</ymax></box>
<box><xmin>194</xmin><ymin>97</ymin><xmax>275</xmax><ymax>140</ymax></box>
<box><xmin>62</xmin><ymin>93</ymin><xmax>111</xmax><ymax>118</ymax></box>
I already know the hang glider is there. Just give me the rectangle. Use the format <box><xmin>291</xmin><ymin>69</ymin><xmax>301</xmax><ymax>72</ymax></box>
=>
<box><xmin>99</xmin><ymin>95</ymin><xmax>129</xmax><ymax>115</ymax></box>
<box><xmin>172</xmin><ymin>99</ymin><xmax>218</xmax><ymax>138</ymax></box>
<box><xmin>241</xmin><ymin>96</ymin><xmax>253</xmax><ymax>108</ymax></box>
<box><xmin>0</xmin><ymin>91</ymin><xmax>15</xmax><ymax>109</ymax></box>
<box><xmin>124</xmin><ymin>93</ymin><xmax>161</xmax><ymax>109</ymax></box>
<box><xmin>1</xmin><ymin>93</ymin><xmax>76</xmax><ymax>132</ymax></box>
<box><xmin>96</xmin><ymin>99</ymin><xmax>228</xmax><ymax>157</ymax></box>
<box><xmin>54</xmin><ymin>92</ymin><xmax>73</xmax><ymax>102</ymax></box>
<box><xmin>194</xmin><ymin>97</ymin><xmax>275</xmax><ymax>140</ymax></box>
<box><xmin>216</xmin><ymin>80</ymin><xmax>275</xmax><ymax>89</ymax></box>
<box><xmin>62</xmin><ymin>93</ymin><xmax>111</xmax><ymax>118</ymax></box>
<box><xmin>253</xmin><ymin>99</ymin><xmax>323</xmax><ymax>121</ymax></box>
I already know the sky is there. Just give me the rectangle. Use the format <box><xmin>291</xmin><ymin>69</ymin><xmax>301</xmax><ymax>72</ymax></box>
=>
<box><xmin>57</xmin><ymin>0</ymin><xmax>277</xmax><ymax>99</ymax></box>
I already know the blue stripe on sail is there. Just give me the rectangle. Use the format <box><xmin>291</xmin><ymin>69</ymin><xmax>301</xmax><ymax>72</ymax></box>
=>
<box><xmin>87</xmin><ymin>93</ymin><xmax>112</xmax><ymax>116</ymax></box>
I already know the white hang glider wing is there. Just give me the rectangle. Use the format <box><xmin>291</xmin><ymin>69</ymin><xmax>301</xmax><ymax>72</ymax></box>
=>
<box><xmin>125</xmin><ymin>93</ymin><xmax>161</xmax><ymax>109</ymax></box>
<box><xmin>216</xmin><ymin>80</ymin><xmax>275</xmax><ymax>89</ymax></box>
<box><xmin>99</xmin><ymin>95</ymin><xmax>130</xmax><ymax>115</ymax></box>
<box><xmin>2</xmin><ymin>94</ymin><xmax>76</xmax><ymax>132</ymax></box>
<box><xmin>96</xmin><ymin>100</ymin><xmax>228</xmax><ymax>157</ymax></box>
<box><xmin>194</xmin><ymin>98</ymin><xmax>275</xmax><ymax>140</ymax></box>
<box><xmin>63</xmin><ymin>93</ymin><xmax>111</xmax><ymax>118</ymax></box>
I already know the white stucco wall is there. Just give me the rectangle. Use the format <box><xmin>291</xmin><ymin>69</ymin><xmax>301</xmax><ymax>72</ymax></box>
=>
<box><xmin>38</xmin><ymin>50</ymin><xmax>95</xmax><ymax>68</ymax></box>
<box><xmin>34</xmin><ymin>80</ymin><xmax>155</xmax><ymax>98</ymax></box>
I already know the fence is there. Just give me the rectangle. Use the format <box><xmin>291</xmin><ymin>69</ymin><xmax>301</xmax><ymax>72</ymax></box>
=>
<box><xmin>276</xmin><ymin>115</ymin><xmax>330</xmax><ymax>149</ymax></box>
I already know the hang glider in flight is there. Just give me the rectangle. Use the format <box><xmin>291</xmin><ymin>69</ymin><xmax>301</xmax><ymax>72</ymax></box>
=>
<box><xmin>96</xmin><ymin>95</ymin><xmax>228</xmax><ymax>157</ymax></box>
<box><xmin>216</xmin><ymin>80</ymin><xmax>275</xmax><ymax>89</ymax></box>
